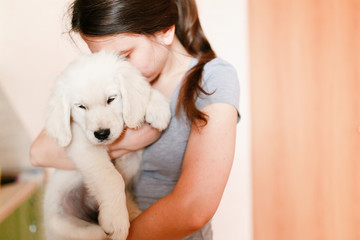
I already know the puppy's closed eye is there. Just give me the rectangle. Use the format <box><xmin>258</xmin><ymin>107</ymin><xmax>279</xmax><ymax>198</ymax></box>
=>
<box><xmin>77</xmin><ymin>105</ymin><xmax>87</xmax><ymax>110</ymax></box>
<box><xmin>107</xmin><ymin>96</ymin><xmax>116</xmax><ymax>104</ymax></box>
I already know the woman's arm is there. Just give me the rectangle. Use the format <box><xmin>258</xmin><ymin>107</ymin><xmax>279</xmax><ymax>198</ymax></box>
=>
<box><xmin>108</xmin><ymin>123</ymin><xmax>162</xmax><ymax>159</ymax></box>
<box><xmin>30</xmin><ymin>129</ymin><xmax>75</xmax><ymax>169</ymax></box>
<box><xmin>127</xmin><ymin>103</ymin><xmax>238</xmax><ymax>240</ymax></box>
<box><xmin>30</xmin><ymin>124</ymin><xmax>162</xmax><ymax>169</ymax></box>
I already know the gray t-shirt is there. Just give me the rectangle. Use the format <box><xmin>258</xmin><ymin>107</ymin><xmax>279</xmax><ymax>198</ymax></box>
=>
<box><xmin>133</xmin><ymin>57</ymin><xmax>240</xmax><ymax>240</ymax></box>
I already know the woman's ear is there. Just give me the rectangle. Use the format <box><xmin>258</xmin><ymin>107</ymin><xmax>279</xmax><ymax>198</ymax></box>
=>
<box><xmin>156</xmin><ymin>25</ymin><xmax>176</xmax><ymax>45</ymax></box>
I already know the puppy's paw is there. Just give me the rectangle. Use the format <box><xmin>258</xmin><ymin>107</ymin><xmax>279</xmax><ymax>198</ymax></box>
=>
<box><xmin>99</xmin><ymin>207</ymin><xmax>130</xmax><ymax>240</ymax></box>
<box><xmin>146</xmin><ymin>107</ymin><xmax>171</xmax><ymax>131</ymax></box>
<box><xmin>146</xmin><ymin>104</ymin><xmax>171</xmax><ymax>131</ymax></box>
<box><xmin>85</xmin><ymin>224</ymin><xmax>108</xmax><ymax>239</ymax></box>
<box><xmin>145</xmin><ymin>90</ymin><xmax>171</xmax><ymax>131</ymax></box>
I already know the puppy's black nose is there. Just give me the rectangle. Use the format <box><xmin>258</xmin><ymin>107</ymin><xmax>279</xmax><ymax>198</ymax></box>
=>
<box><xmin>94</xmin><ymin>129</ymin><xmax>110</xmax><ymax>141</ymax></box>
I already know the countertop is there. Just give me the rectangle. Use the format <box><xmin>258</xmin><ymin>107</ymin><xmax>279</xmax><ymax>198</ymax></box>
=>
<box><xmin>0</xmin><ymin>170</ymin><xmax>45</xmax><ymax>223</ymax></box>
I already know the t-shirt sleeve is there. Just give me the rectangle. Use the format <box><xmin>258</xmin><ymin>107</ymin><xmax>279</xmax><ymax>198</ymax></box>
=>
<box><xmin>196</xmin><ymin>58</ymin><xmax>241</xmax><ymax>122</ymax></box>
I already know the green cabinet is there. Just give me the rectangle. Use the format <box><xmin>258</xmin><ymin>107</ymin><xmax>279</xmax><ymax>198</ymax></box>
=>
<box><xmin>0</xmin><ymin>188</ymin><xmax>44</xmax><ymax>240</ymax></box>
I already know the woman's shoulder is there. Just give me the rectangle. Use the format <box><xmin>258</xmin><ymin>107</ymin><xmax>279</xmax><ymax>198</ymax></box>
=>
<box><xmin>199</xmin><ymin>57</ymin><xmax>239</xmax><ymax>89</ymax></box>
<box><xmin>203</xmin><ymin>57</ymin><xmax>237</xmax><ymax>75</ymax></box>
<box><xmin>195</xmin><ymin>57</ymin><xmax>240</xmax><ymax>119</ymax></box>
<box><xmin>201</xmin><ymin>57</ymin><xmax>239</xmax><ymax>87</ymax></box>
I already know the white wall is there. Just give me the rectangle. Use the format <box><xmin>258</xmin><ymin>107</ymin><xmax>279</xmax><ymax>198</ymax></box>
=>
<box><xmin>197</xmin><ymin>1</ymin><xmax>252</xmax><ymax>239</ymax></box>
<box><xmin>0</xmin><ymin>0</ymin><xmax>252</xmax><ymax>239</ymax></box>
<box><xmin>0</xmin><ymin>0</ymin><xmax>88</xmax><ymax>138</ymax></box>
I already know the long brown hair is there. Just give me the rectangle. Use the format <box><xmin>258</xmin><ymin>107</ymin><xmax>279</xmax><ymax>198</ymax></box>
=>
<box><xmin>70</xmin><ymin>0</ymin><xmax>216</xmax><ymax>127</ymax></box>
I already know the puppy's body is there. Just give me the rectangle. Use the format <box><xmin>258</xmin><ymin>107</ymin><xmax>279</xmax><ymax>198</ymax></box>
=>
<box><xmin>43</xmin><ymin>52</ymin><xmax>171</xmax><ymax>240</ymax></box>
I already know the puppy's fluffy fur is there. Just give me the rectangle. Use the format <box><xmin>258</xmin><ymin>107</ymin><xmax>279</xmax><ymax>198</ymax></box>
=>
<box><xmin>43</xmin><ymin>51</ymin><xmax>171</xmax><ymax>240</ymax></box>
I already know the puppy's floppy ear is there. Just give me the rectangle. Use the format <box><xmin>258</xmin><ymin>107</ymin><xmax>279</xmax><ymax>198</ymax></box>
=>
<box><xmin>45</xmin><ymin>80</ymin><xmax>72</xmax><ymax>147</ymax></box>
<box><xmin>116</xmin><ymin>60</ymin><xmax>151</xmax><ymax>128</ymax></box>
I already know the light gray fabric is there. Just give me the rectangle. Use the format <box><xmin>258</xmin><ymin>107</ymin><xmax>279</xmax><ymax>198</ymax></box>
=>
<box><xmin>133</xmin><ymin>58</ymin><xmax>240</xmax><ymax>239</ymax></box>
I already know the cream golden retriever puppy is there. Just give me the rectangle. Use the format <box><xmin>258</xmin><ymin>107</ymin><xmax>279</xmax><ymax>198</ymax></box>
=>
<box><xmin>43</xmin><ymin>51</ymin><xmax>171</xmax><ymax>240</ymax></box>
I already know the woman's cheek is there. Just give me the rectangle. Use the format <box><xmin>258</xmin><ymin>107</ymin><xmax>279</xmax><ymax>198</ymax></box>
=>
<box><xmin>137</xmin><ymin>63</ymin><xmax>155</xmax><ymax>79</ymax></box>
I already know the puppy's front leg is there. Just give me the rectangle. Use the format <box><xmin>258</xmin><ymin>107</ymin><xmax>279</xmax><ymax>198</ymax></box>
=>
<box><xmin>145</xmin><ymin>89</ymin><xmax>171</xmax><ymax>130</ymax></box>
<box><xmin>68</xmin><ymin>125</ymin><xmax>129</xmax><ymax>240</ymax></box>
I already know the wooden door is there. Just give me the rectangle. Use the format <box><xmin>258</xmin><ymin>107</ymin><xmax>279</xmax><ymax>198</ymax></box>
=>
<box><xmin>249</xmin><ymin>0</ymin><xmax>360</xmax><ymax>239</ymax></box>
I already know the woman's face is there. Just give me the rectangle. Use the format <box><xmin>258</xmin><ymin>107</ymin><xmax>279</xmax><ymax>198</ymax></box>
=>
<box><xmin>83</xmin><ymin>33</ymin><xmax>170</xmax><ymax>83</ymax></box>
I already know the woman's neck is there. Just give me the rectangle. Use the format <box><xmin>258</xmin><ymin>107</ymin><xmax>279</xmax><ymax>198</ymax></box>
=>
<box><xmin>152</xmin><ymin>37</ymin><xmax>192</xmax><ymax>99</ymax></box>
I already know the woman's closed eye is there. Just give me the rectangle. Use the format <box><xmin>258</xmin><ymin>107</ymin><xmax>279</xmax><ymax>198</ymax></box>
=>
<box><xmin>119</xmin><ymin>50</ymin><xmax>132</xmax><ymax>59</ymax></box>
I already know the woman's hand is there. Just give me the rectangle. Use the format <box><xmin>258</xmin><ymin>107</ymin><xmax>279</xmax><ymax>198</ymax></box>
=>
<box><xmin>107</xmin><ymin>123</ymin><xmax>162</xmax><ymax>159</ymax></box>
<box><xmin>30</xmin><ymin>123</ymin><xmax>162</xmax><ymax>169</ymax></box>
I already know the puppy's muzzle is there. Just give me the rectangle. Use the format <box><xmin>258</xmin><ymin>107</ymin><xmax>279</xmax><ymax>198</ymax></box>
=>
<box><xmin>94</xmin><ymin>128</ymin><xmax>110</xmax><ymax>141</ymax></box>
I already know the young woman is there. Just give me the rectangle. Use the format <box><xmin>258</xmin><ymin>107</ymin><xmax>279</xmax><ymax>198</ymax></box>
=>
<box><xmin>30</xmin><ymin>0</ymin><xmax>240</xmax><ymax>239</ymax></box>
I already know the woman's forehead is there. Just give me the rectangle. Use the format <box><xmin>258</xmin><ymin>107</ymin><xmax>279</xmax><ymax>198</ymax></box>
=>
<box><xmin>82</xmin><ymin>33</ymin><xmax>138</xmax><ymax>52</ymax></box>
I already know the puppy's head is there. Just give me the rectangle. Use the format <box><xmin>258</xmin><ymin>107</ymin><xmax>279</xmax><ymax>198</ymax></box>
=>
<box><xmin>45</xmin><ymin>51</ymin><xmax>151</xmax><ymax>146</ymax></box>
